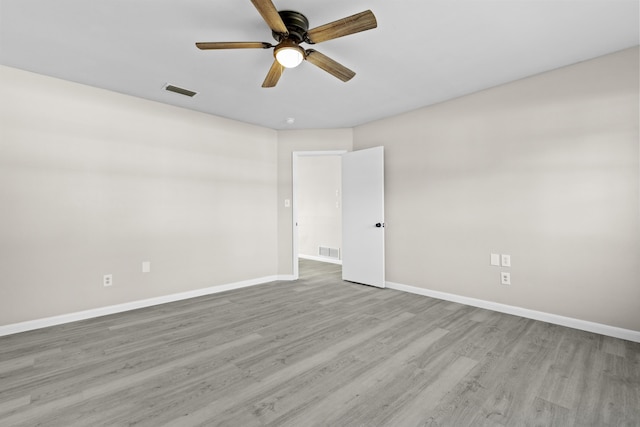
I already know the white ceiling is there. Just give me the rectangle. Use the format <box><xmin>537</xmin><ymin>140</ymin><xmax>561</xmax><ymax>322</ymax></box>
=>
<box><xmin>1</xmin><ymin>0</ymin><xmax>638</xmax><ymax>130</ymax></box>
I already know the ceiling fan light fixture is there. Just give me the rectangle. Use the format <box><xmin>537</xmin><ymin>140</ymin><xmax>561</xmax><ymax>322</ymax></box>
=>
<box><xmin>274</xmin><ymin>40</ymin><xmax>305</xmax><ymax>68</ymax></box>
<box><xmin>195</xmin><ymin>4</ymin><xmax>378</xmax><ymax>88</ymax></box>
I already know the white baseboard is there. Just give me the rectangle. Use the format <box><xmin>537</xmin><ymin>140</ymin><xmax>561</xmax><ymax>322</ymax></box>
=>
<box><xmin>386</xmin><ymin>281</ymin><xmax>640</xmax><ymax>343</ymax></box>
<box><xmin>6</xmin><ymin>275</ymin><xmax>636</xmax><ymax>343</ymax></box>
<box><xmin>299</xmin><ymin>254</ymin><xmax>343</xmax><ymax>265</ymax></box>
<box><xmin>0</xmin><ymin>275</ymin><xmax>279</xmax><ymax>337</ymax></box>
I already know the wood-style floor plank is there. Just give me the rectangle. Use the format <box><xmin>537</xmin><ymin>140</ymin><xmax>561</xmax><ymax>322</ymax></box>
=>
<box><xmin>1</xmin><ymin>259</ymin><xmax>639</xmax><ymax>426</ymax></box>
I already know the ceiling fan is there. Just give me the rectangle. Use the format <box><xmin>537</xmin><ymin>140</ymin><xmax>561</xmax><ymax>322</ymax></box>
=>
<box><xmin>196</xmin><ymin>0</ymin><xmax>377</xmax><ymax>88</ymax></box>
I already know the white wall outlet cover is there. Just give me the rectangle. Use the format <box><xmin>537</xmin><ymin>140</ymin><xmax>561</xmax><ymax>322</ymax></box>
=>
<box><xmin>490</xmin><ymin>253</ymin><xmax>500</xmax><ymax>266</ymax></box>
<box><xmin>103</xmin><ymin>274</ymin><xmax>113</xmax><ymax>287</ymax></box>
<box><xmin>501</xmin><ymin>254</ymin><xmax>511</xmax><ymax>267</ymax></box>
<box><xmin>284</xmin><ymin>199</ymin><xmax>291</xmax><ymax>207</ymax></box>
<box><xmin>142</xmin><ymin>261</ymin><xmax>151</xmax><ymax>273</ymax></box>
<box><xmin>501</xmin><ymin>271</ymin><xmax>511</xmax><ymax>285</ymax></box>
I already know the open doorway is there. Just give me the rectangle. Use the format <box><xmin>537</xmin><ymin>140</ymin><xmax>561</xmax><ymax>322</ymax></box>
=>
<box><xmin>292</xmin><ymin>151</ymin><xmax>346</xmax><ymax>279</ymax></box>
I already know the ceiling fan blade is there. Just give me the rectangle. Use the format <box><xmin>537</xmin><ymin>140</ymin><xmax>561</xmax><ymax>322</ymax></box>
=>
<box><xmin>262</xmin><ymin>60</ymin><xmax>285</xmax><ymax>88</ymax></box>
<box><xmin>306</xmin><ymin>10</ymin><xmax>377</xmax><ymax>44</ymax></box>
<box><xmin>305</xmin><ymin>49</ymin><xmax>355</xmax><ymax>82</ymax></box>
<box><xmin>196</xmin><ymin>42</ymin><xmax>272</xmax><ymax>50</ymax></box>
<box><xmin>251</xmin><ymin>0</ymin><xmax>288</xmax><ymax>35</ymax></box>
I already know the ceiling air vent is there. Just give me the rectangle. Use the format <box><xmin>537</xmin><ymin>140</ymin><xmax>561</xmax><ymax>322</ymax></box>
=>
<box><xmin>164</xmin><ymin>84</ymin><xmax>198</xmax><ymax>98</ymax></box>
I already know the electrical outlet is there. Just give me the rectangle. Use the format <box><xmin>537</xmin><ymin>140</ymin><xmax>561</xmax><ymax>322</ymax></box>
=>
<box><xmin>103</xmin><ymin>274</ymin><xmax>113</xmax><ymax>287</ymax></box>
<box><xmin>142</xmin><ymin>261</ymin><xmax>151</xmax><ymax>273</ymax></box>
<box><xmin>501</xmin><ymin>254</ymin><xmax>511</xmax><ymax>267</ymax></box>
<box><xmin>501</xmin><ymin>272</ymin><xmax>511</xmax><ymax>285</ymax></box>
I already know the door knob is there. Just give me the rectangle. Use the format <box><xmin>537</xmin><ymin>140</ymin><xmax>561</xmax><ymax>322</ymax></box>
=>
<box><xmin>375</xmin><ymin>222</ymin><xmax>384</xmax><ymax>228</ymax></box>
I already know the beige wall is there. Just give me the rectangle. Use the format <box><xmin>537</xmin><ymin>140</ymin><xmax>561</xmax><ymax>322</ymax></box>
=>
<box><xmin>2</xmin><ymin>47</ymin><xmax>638</xmax><ymax>333</ymax></box>
<box><xmin>297</xmin><ymin>156</ymin><xmax>342</xmax><ymax>258</ymax></box>
<box><xmin>0</xmin><ymin>66</ymin><xmax>278</xmax><ymax>325</ymax></box>
<box><xmin>276</xmin><ymin>130</ymin><xmax>352</xmax><ymax>275</ymax></box>
<box><xmin>354</xmin><ymin>47</ymin><xmax>640</xmax><ymax>331</ymax></box>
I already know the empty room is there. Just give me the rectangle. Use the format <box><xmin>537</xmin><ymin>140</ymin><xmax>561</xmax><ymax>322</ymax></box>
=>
<box><xmin>1</xmin><ymin>0</ymin><xmax>639</xmax><ymax>425</ymax></box>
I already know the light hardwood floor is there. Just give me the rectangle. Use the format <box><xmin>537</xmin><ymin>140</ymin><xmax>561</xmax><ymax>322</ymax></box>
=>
<box><xmin>1</xmin><ymin>259</ymin><xmax>639</xmax><ymax>426</ymax></box>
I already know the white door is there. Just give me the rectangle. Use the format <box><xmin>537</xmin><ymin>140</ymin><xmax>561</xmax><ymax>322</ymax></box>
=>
<box><xmin>341</xmin><ymin>146</ymin><xmax>385</xmax><ymax>288</ymax></box>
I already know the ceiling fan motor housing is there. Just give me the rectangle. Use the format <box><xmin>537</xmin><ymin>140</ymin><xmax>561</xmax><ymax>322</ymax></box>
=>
<box><xmin>273</xmin><ymin>11</ymin><xmax>309</xmax><ymax>43</ymax></box>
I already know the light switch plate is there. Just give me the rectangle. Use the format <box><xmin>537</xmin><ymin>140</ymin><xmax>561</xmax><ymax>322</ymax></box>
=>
<box><xmin>490</xmin><ymin>253</ymin><xmax>500</xmax><ymax>266</ymax></box>
<box><xmin>142</xmin><ymin>261</ymin><xmax>151</xmax><ymax>273</ymax></box>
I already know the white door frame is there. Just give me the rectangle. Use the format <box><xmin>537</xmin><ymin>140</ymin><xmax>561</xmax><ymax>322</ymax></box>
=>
<box><xmin>292</xmin><ymin>150</ymin><xmax>347</xmax><ymax>280</ymax></box>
